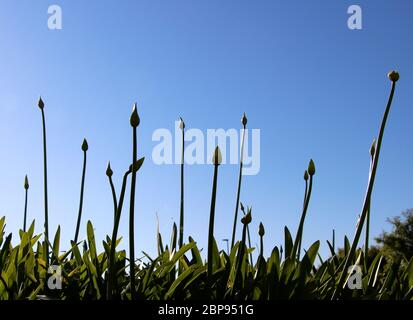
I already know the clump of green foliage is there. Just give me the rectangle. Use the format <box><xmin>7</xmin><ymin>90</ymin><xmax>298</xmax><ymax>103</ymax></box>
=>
<box><xmin>0</xmin><ymin>71</ymin><xmax>412</xmax><ymax>300</ymax></box>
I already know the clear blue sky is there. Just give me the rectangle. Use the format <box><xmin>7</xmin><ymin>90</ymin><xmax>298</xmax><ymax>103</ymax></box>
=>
<box><xmin>0</xmin><ymin>0</ymin><xmax>412</xmax><ymax>259</ymax></box>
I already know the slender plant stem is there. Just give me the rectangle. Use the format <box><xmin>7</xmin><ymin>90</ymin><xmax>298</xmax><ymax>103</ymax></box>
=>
<box><xmin>246</xmin><ymin>224</ymin><xmax>254</xmax><ymax>266</ymax></box>
<box><xmin>23</xmin><ymin>175</ymin><xmax>29</xmax><ymax>232</ymax></box>
<box><xmin>231</xmin><ymin>124</ymin><xmax>246</xmax><ymax>249</ymax></box>
<box><xmin>40</xmin><ymin>108</ymin><xmax>49</xmax><ymax>269</ymax></box>
<box><xmin>233</xmin><ymin>222</ymin><xmax>247</xmax><ymax>294</ymax></box>
<box><xmin>74</xmin><ymin>149</ymin><xmax>87</xmax><ymax>244</ymax></box>
<box><xmin>208</xmin><ymin>163</ymin><xmax>219</xmax><ymax>278</ymax></box>
<box><xmin>292</xmin><ymin>175</ymin><xmax>313</xmax><ymax>260</ymax></box>
<box><xmin>364</xmin><ymin>152</ymin><xmax>374</xmax><ymax>259</ymax></box>
<box><xmin>109</xmin><ymin>176</ymin><xmax>118</xmax><ymax>220</ymax></box>
<box><xmin>107</xmin><ymin>171</ymin><xmax>129</xmax><ymax>299</ymax></box>
<box><xmin>297</xmin><ymin>175</ymin><xmax>308</xmax><ymax>258</ymax></box>
<box><xmin>179</xmin><ymin>124</ymin><xmax>185</xmax><ymax>249</ymax></box>
<box><xmin>129</xmin><ymin>125</ymin><xmax>137</xmax><ymax>300</ymax></box>
<box><xmin>23</xmin><ymin>188</ymin><xmax>28</xmax><ymax>232</ymax></box>
<box><xmin>332</xmin><ymin>80</ymin><xmax>396</xmax><ymax>300</ymax></box>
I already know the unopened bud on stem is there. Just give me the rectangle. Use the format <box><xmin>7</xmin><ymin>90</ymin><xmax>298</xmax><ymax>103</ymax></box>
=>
<box><xmin>106</xmin><ymin>162</ymin><xmax>113</xmax><ymax>177</ymax></box>
<box><xmin>130</xmin><ymin>102</ymin><xmax>140</xmax><ymax>127</ymax></box>
<box><xmin>387</xmin><ymin>70</ymin><xmax>399</xmax><ymax>82</ymax></box>
<box><xmin>24</xmin><ymin>175</ymin><xmax>29</xmax><ymax>190</ymax></box>
<box><xmin>308</xmin><ymin>159</ymin><xmax>316</xmax><ymax>176</ymax></box>
<box><xmin>242</xmin><ymin>113</ymin><xmax>248</xmax><ymax>126</ymax></box>
<box><xmin>212</xmin><ymin>146</ymin><xmax>222</xmax><ymax>166</ymax></box>
<box><xmin>81</xmin><ymin>138</ymin><xmax>88</xmax><ymax>152</ymax></box>
<box><xmin>179</xmin><ymin>117</ymin><xmax>185</xmax><ymax>130</ymax></box>
<box><xmin>38</xmin><ymin>97</ymin><xmax>44</xmax><ymax>109</ymax></box>
<box><xmin>259</xmin><ymin>222</ymin><xmax>265</xmax><ymax>237</ymax></box>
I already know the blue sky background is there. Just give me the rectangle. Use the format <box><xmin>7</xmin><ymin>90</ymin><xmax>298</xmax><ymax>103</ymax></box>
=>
<box><xmin>0</xmin><ymin>0</ymin><xmax>412</xmax><ymax>260</ymax></box>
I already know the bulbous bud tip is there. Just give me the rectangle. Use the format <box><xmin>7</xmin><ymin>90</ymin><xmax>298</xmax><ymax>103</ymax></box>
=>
<box><xmin>130</xmin><ymin>103</ymin><xmax>140</xmax><ymax>127</ymax></box>
<box><xmin>212</xmin><ymin>146</ymin><xmax>222</xmax><ymax>166</ymax></box>
<box><xmin>241</xmin><ymin>113</ymin><xmax>248</xmax><ymax>126</ymax></box>
<box><xmin>304</xmin><ymin>170</ymin><xmax>309</xmax><ymax>181</ymax></box>
<box><xmin>241</xmin><ymin>211</ymin><xmax>252</xmax><ymax>225</ymax></box>
<box><xmin>179</xmin><ymin>117</ymin><xmax>185</xmax><ymax>130</ymax></box>
<box><xmin>81</xmin><ymin>138</ymin><xmax>88</xmax><ymax>151</ymax></box>
<box><xmin>106</xmin><ymin>162</ymin><xmax>113</xmax><ymax>177</ymax></box>
<box><xmin>38</xmin><ymin>97</ymin><xmax>44</xmax><ymax>109</ymax></box>
<box><xmin>259</xmin><ymin>222</ymin><xmax>265</xmax><ymax>237</ymax></box>
<box><xmin>308</xmin><ymin>159</ymin><xmax>316</xmax><ymax>176</ymax></box>
<box><xmin>24</xmin><ymin>175</ymin><xmax>29</xmax><ymax>189</ymax></box>
<box><xmin>387</xmin><ymin>70</ymin><xmax>399</xmax><ymax>82</ymax></box>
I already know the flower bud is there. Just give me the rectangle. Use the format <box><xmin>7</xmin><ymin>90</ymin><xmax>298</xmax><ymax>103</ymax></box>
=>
<box><xmin>130</xmin><ymin>102</ymin><xmax>140</xmax><ymax>127</ymax></box>
<box><xmin>241</xmin><ymin>113</ymin><xmax>248</xmax><ymax>126</ymax></box>
<box><xmin>304</xmin><ymin>170</ymin><xmax>309</xmax><ymax>181</ymax></box>
<box><xmin>387</xmin><ymin>70</ymin><xmax>399</xmax><ymax>82</ymax></box>
<box><xmin>179</xmin><ymin>117</ymin><xmax>185</xmax><ymax>130</ymax></box>
<box><xmin>259</xmin><ymin>222</ymin><xmax>265</xmax><ymax>237</ymax></box>
<box><xmin>241</xmin><ymin>211</ymin><xmax>252</xmax><ymax>225</ymax></box>
<box><xmin>24</xmin><ymin>175</ymin><xmax>29</xmax><ymax>190</ymax></box>
<box><xmin>212</xmin><ymin>146</ymin><xmax>222</xmax><ymax>166</ymax></box>
<box><xmin>308</xmin><ymin>159</ymin><xmax>316</xmax><ymax>176</ymax></box>
<box><xmin>106</xmin><ymin>162</ymin><xmax>113</xmax><ymax>177</ymax></box>
<box><xmin>38</xmin><ymin>97</ymin><xmax>44</xmax><ymax>109</ymax></box>
<box><xmin>81</xmin><ymin>138</ymin><xmax>88</xmax><ymax>152</ymax></box>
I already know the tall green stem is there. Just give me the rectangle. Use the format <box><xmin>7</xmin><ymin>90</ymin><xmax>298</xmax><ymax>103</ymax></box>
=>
<box><xmin>246</xmin><ymin>224</ymin><xmax>254</xmax><ymax>266</ymax></box>
<box><xmin>106</xmin><ymin>162</ymin><xmax>118</xmax><ymax>221</ymax></box>
<box><xmin>231</xmin><ymin>114</ymin><xmax>247</xmax><ymax>249</ymax></box>
<box><xmin>129</xmin><ymin>104</ymin><xmax>140</xmax><ymax>300</ymax></box>
<box><xmin>332</xmin><ymin>72</ymin><xmax>398</xmax><ymax>300</ymax></box>
<box><xmin>292</xmin><ymin>160</ymin><xmax>315</xmax><ymax>260</ymax></box>
<box><xmin>23</xmin><ymin>175</ymin><xmax>29</xmax><ymax>232</ymax></box>
<box><xmin>107</xmin><ymin>170</ymin><xmax>129</xmax><ymax>299</ymax></box>
<box><xmin>38</xmin><ymin>98</ymin><xmax>49</xmax><ymax>269</ymax></box>
<box><xmin>364</xmin><ymin>140</ymin><xmax>375</xmax><ymax>259</ymax></box>
<box><xmin>179</xmin><ymin>118</ymin><xmax>185</xmax><ymax>249</ymax></box>
<box><xmin>208</xmin><ymin>146</ymin><xmax>221</xmax><ymax>278</ymax></box>
<box><xmin>74</xmin><ymin>139</ymin><xmax>88</xmax><ymax>244</ymax></box>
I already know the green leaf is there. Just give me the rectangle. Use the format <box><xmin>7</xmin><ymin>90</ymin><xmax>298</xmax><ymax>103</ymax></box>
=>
<box><xmin>52</xmin><ymin>225</ymin><xmax>61</xmax><ymax>258</ymax></box>
<box><xmin>284</xmin><ymin>226</ymin><xmax>293</xmax><ymax>259</ymax></box>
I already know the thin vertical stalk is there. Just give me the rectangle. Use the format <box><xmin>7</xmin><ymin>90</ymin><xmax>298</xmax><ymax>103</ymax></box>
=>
<box><xmin>231</xmin><ymin>113</ymin><xmax>247</xmax><ymax>249</ymax></box>
<box><xmin>106</xmin><ymin>162</ymin><xmax>118</xmax><ymax>220</ymax></box>
<box><xmin>233</xmin><ymin>210</ymin><xmax>251</xmax><ymax>294</ymax></box>
<box><xmin>332</xmin><ymin>71</ymin><xmax>398</xmax><ymax>300</ymax></box>
<box><xmin>178</xmin><ymin>118</ymin><xmax>185</xmax><ymax>249</ymax></box>
<box><xmin>259</xmin><ymin>222</ymin><xmax>265</xmax><ymax>258</ymax></box>
<box><xmin>292</xmin><ymin>160</ymin><xmax>315</xmax><ymax>260</ymax></box>
<box><xmin>364</xmin><ymin>139</ymin><xmax>375</xmax><ymax>259</ymax></box>
<box><xmin>129</xmin><ymin>103</ymin><xmax>140</xmax><ymax>300</ymax></box>
<box><xmin>208</xmin><ymin>146</ymin><xmax>221</xmax><ymax>278</ymax></box>
<box><xmin>73</xmin><ymin>139</ymin><xmax>88</xmax><ymax>244</ymax></box>
<box><xmin>23</xmin><ymin>175</ymin><xmax>29</xmax><ymax>232</ymax></box>
<box><xmin>297</xmin><ymin>170</ymin><xmax>309</xmax><ymax>258</ymax></box>
<box><xmin>107</xmin><ymin>170</ymin><xmax>130</xmax><ymax>299</ymax></box>
<box><xmin>246</xmin><ymin>224</ymin><xmax>254</xmax><ymax>266</ymax></box>
<box><xmin>38</xmin><ymin>97</ymin><xmax>49</xmax><ymax>268</ymax></box>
